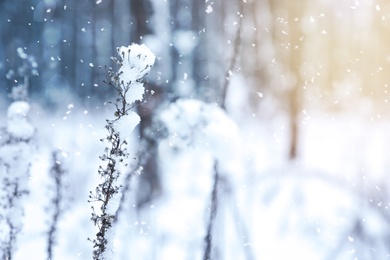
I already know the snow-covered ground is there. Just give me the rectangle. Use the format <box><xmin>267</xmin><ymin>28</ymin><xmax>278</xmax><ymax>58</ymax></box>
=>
<box><xmin>1</xmin><ymin>89</ymin><xmax>390</xmax><ymax>259</ymax></box>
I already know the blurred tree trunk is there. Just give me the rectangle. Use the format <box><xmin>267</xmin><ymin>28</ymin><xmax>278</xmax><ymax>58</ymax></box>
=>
<box><xmin>269</xmin><ymin>0</ymin><xmax>306</xmax><ymax>160</ymax></box>
<box><xmin>286</xmin><ymin>1</ymin><xmax>305</xmax><ymax>159</ymax></box>
<box><xmin>240</xmin><ymin>0</ymin><xmax>275</xmax><ymax>110</ymax></box>
<box><xmin>192</xmin><ymin>0</ymin><xmax>206</xmax><ymax>95</ymax></box>
<box><xmin>130</xmin><ymin>0</ymin><xmax>153</xmax><ymax>41</ymax></box>
<box><xmin>61</xmin><ymin>0</ymin><xmax>77</xmax><ymax>98</ymax></box>
<box><xmin>129</xmin><ymin>0</ymin><xmax>162</xmax><ymax>208</ymax></box>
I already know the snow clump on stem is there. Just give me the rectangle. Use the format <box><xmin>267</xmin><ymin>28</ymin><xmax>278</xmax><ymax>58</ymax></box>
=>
<box><xmin>6</xmin><ymin>101</ymin><xmax>35</xmax><ymax>141</ymax></box>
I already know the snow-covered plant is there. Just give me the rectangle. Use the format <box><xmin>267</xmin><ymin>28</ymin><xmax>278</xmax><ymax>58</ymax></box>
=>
<box><xmin>0</xmin><ymin>47</ymin><xmax>37</xmax><ymax>259</ymax></box>
<box><xmin>5</xmin><ymin>102</ymin><xmax>35</xmax><ymax>142</ymax></box>
<box><xmin>6</xmin><ymin>47</ymin><xmax>38</xmax><ymax>101</ymax></box>
<box><xmin>151</xmin><ymin>99</ymin><xmax>240</xmax><ymax>159</ymax></box>
<box><xmin>147</xmin><ymin>99</ymin><xmax>242</xmax><ymax>258</ymax></box>
<box><xmin>0</xmin><ymin>101</ymin><xmax>35</xmax><ymax>259</ymax></box>
<box><xmin>3</xmin><ymin>47</ymin><xmax>37</xmax><ymax>141</ymax></box>
<box><xmin>46</xmin><ymin>150</ymin><xmax>67</xmax><ymax>260</ymax></box>
<box><xmin>88</xmin><ymin>43</ymin><xmax>155</xmax><ymax>259</ymax></box>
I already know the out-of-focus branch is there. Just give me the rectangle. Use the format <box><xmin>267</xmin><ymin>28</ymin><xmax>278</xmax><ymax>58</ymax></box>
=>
<box><xmin>221</xmin><ymin>0</ymin><xmax>243</xmax><ymax>110</ymax></box>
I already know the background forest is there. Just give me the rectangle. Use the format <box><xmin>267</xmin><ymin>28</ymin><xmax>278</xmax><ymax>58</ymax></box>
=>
<box><xmin>2</xmin><ymin>0</ymin><xmax>390</xmax><ymax>259</ymax></box>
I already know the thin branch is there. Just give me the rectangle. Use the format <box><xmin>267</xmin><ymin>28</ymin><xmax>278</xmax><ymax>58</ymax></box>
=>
<box><xmin>203</xmin><ymin>161</ymin><xmax>220</xmax><ymax>260</ymax></box>
<box><xmin>47</xmin><ymin>151</ymin><xmax>66</xmax><ymax>260</ymax></box>
<box><xmin>221</xmin><ymin>0</ymin><xmax>244</xmax><ymax>110</ymax></box>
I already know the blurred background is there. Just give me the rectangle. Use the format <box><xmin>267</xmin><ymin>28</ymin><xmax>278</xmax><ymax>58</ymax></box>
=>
<box><xmin>2</xmin><ymin>0</ymin><xmax>390</xmax><ymax>259</ymax></box>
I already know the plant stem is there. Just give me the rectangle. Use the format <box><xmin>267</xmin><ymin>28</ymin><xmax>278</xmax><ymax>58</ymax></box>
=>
<box><xmin>203</xmin><ymin>161</ymin><xmax>219</xmax><ymax>260</ymax></box>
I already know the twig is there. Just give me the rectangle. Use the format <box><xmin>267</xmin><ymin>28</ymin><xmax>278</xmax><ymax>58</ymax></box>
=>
<box><xmin>221</xmin><ymin>0</ymin><xmax>243</xmax><ymax>110</ymax></box>
<box><xmin>203</xmin><ymin>161</ymin><xmax>220</xmax><ymax>260</ymax></box>
<box><xmin>47</xmin><ymin>151</ymin><xmax>66</xmax><ymax>260</ymax></box>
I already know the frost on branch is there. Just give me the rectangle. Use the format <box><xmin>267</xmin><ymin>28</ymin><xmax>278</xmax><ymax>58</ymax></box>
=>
<box><xmin>89</xmin><ymin>43</ymin><xmax>155</xmax><ymax>260</ymax></box>
<box><xmin>47</xmin><ymin>150</ymin><xmax>67</xmax><ymax>260</ymax></box>
<box><xmin>0</xmin><ymin>100</ymin><xmax>35</xmax><ymax>259</ymax></box>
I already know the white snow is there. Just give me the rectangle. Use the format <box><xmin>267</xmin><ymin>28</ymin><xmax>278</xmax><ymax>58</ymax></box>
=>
<box><xmin>156</xmin><ymin>99</ymin><xmax>241</xmax><ymax>166</ymax></box>
<box><xmin>124</xmin><ymin>82</ymin><xmax>145</xmax><ymax>104</ymax></box>
<box><xmin>17</xmin><ymin>47</ymin><xmax>28</xmax><ymax>59</ymax></box>
<box><xmin>0</xmin><ymin>94</ymin><xmax>389</xmax><ymax>259</ymax></box>
<box><xmin>205</xmin><ymin>5</ymin><xmax>213</xmax><ymax>14</ymax></box>
<box><xmin>7</xmin><ymin>101</ymin><xmax>30</xmax><ymax>118</ymax></box>
<box><xmin>112</xmin><ymin>111</ymin><xmax>140</xmax><ymax>140</ymax></box>
<box><xmin>6</xmin><ymin>101</ymin><xmax>35</xmax><ymax>140</ymax></box>
<box><xmin>117</xmin><ymin>44</ymin><xmax>156</xmax><ymax>88</ymax></box>
<box><xmin>131</xmin><ymin>98</ymin><xmax>246</xmax><ymax>258</ymax></box>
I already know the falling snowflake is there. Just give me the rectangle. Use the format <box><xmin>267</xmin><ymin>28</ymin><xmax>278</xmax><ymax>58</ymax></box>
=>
<box><xmin>205</xmin><ymin>5</ymin><xmax>213</xmax><ymax>14</ymax></box>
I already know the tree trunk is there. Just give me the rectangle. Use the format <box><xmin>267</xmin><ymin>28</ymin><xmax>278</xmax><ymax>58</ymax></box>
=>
<box><xmin>287</xmin><ymin>0</ymin><xmax>305</xmax><ymax>160</ymax></box>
